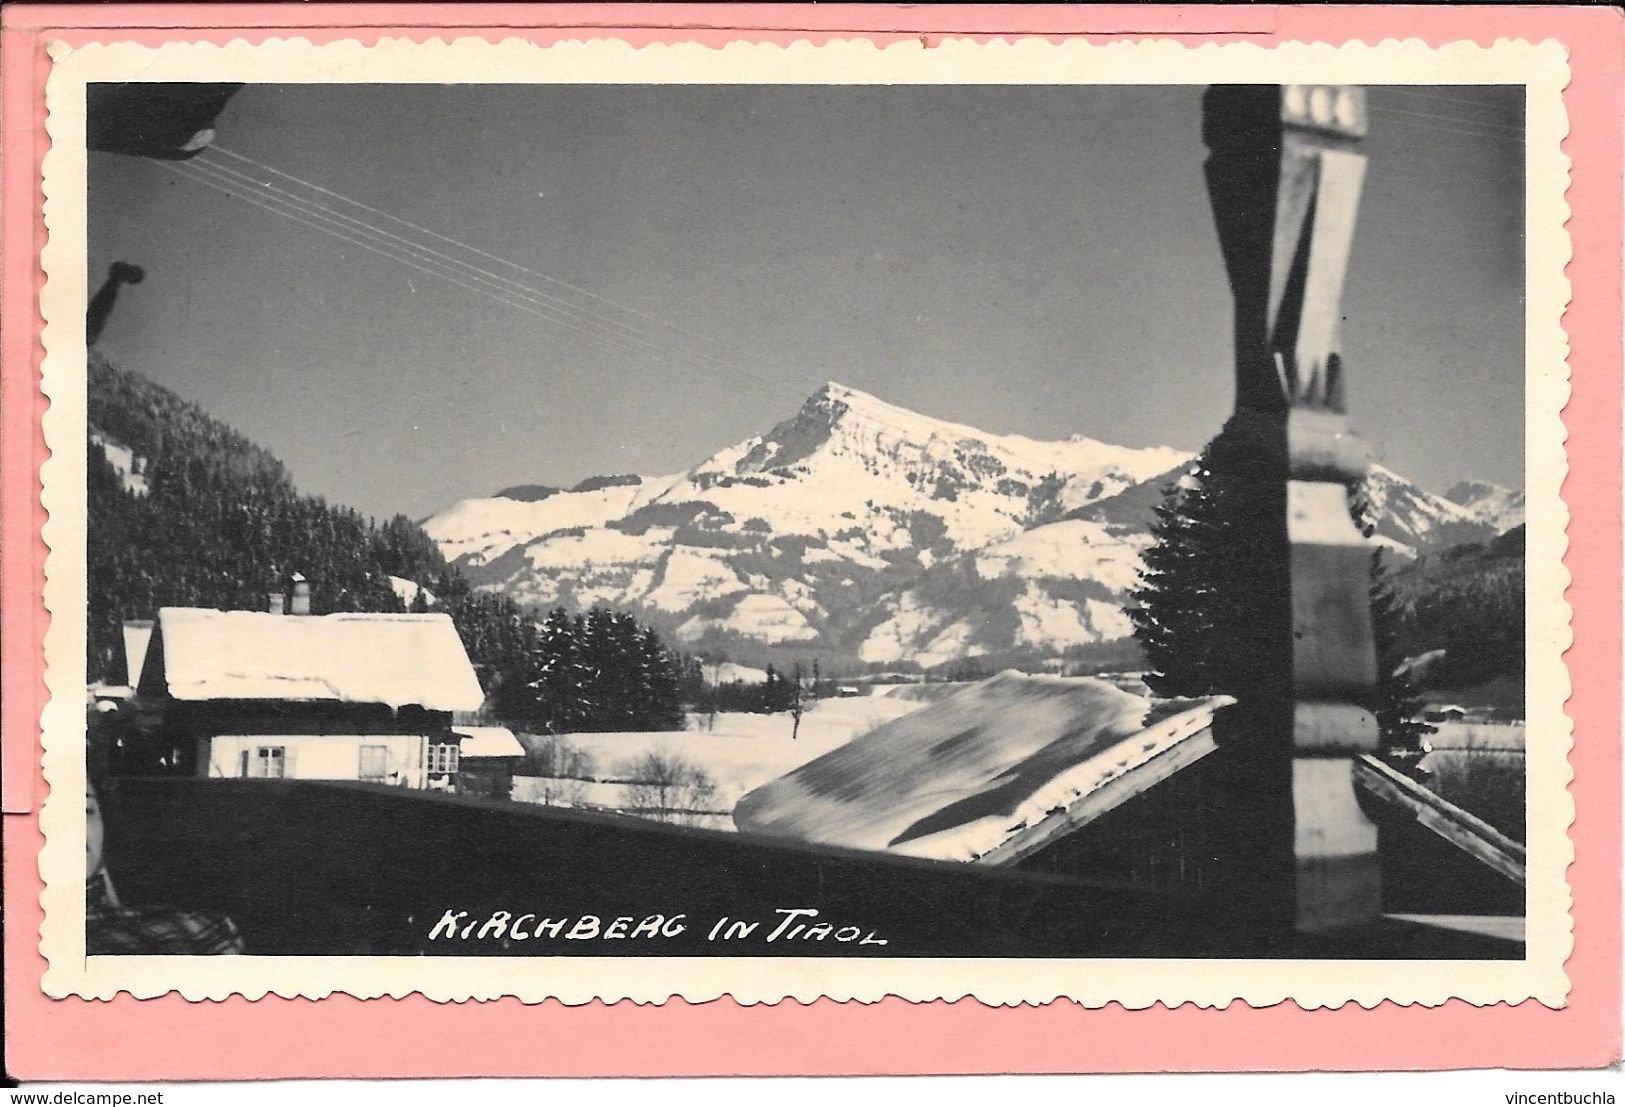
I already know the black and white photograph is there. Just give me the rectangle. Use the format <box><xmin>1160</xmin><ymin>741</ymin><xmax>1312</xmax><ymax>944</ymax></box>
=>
<box><xmin>46</xmin><ymin>37</ymin><xmax>1570</xmax><ymax>1003</ymax></box>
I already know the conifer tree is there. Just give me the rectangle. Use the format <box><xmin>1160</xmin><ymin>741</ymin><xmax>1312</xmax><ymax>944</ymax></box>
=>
<box><xmin>1129</xmin><ymin>424</ymin><xmax>1287</xmax><ymax>704</ymax></box>
<box><xmin>528</xmin><ymin>607</ymin><xmax>583</xmax><ymax>734</ymax></box>
<box><xmin>1370</xmin><ymin>558</ymin><xmax>1434</xmax><ymax>766</ymax></box>
<box><xmin>1129</xmin><ymin>461</ymin><xmax>1219</xmax><ymax>698</ymax></box>
<box><xmin>1131</xmin><ymin>421</ymin><xmax>1430</xmax><ymax>761</ymax></box>
<box><xmin>635</xmin><ymin>626</ymin><xmax>686</xmax><ymax>732</ymax></box>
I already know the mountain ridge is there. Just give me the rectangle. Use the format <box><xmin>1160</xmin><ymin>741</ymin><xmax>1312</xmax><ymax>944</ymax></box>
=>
<box><xmin>426</xmin><ymin>383</ymin><xmax>1522</xmax><ymax>671</ymax></box>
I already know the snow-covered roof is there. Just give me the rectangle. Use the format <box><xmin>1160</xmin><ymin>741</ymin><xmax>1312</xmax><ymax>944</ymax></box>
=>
<box><xmin>389</xmin><ymin>575</ymin><xmax>438</xmax><ymax>608</ymax></box>
<box><xmin>141</xmin><ymin>607</ymin><xmax>484</xmax><ymax>712</ymax></box>
<box><xmin>452</xmin><ymin>725</ymin><xmax>525</xmax><ymax>759</ymax></box>
<box><xmin>121</xmin><ymin>620</ymin><xmax>153</xmax><ymax>689</ymax></box>
<box><xmin>705</xmin><ymin>661</ymin><xmax>769</xmax><ymax>686</ymax></box>
<box><xmin>733</xmin><ymin>670</ymin><xmax>1231</xmax><ymax>862</ymax></box>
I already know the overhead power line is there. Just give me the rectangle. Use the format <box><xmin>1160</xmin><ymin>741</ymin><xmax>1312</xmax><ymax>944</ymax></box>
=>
<box><xmin>166</xmin><ymin>160</ymin><xmax>666</xmax><ymax>360</ymax></box>
<box><xmin>209</xmin><ymin>143</ymin><xmax>732</xmax><ymax>356</ymax></box>
<box><xmin>182</xmin><ymin>157</ymin><xmax>696</xmax><ymax>367</ymax></box>
<box><xmin>1369</xmin><ymin>103</ymin><xmax>1523</xmax><ymax>139</ymax></box>
<box><xmin>1383</xmin><ymin>86</ymin><xmax>1521</xmax><ymax>115</ymax></box>
<box><xmin>1367</xmin><ymin>109</ymin><xmax>1524</xmax><ymax>144</ymax></box>
<box><xmin>195</xmin><ymin>153</ymin><xmax>662</xmax><ymax>348</ymax></box>
<box><xmin>162</xmin><ymin>156</ymin><xmax>767</xmax><ymax>390</ymax></box>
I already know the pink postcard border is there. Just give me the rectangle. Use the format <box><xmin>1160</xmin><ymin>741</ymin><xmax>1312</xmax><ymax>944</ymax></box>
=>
<box><xmin>3</xmin><ymin>3</ymin><xmax>1619</xmax><ymax>1080</ymax></box>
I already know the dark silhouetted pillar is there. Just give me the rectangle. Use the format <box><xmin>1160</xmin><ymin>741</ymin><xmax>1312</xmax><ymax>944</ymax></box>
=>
<box><xmin>1202</xmin><ymin>85</ymin><xmax>1380</xmax><ymax>933</ymax></box>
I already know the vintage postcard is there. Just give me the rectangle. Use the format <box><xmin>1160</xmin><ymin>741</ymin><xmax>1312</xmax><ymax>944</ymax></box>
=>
<box><xmin>28</xmin><ymin>30</ymin><xmax>1575</xmax><ymax>1015</ymax></box>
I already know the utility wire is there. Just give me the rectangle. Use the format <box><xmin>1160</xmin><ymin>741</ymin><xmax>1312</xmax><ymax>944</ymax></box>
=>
<box><xmin>1368</xmin><ymin>115</ymin><xmax>1524</xmax><ymax>145</ymax></box>
<box><xmin>184</xmin><ymin>156</ymin><xmax>729</xmax><ymax>375</ymax></box>
<box><xmin>1370</xmin><ymin>103</ymin><xmax>1522</xmax><ymax>139</ymax></box>
<box><xmin>209</xmin><ymin>143</ymin><xmax>733</xmax><ymax>356</ymax></box>
<box><xmin>166</xmin><ymin>160</ymin><xmax>661</xmax><ymax>359</ymax></box>
<box><xmin>1368</xmin><ymin>109</ymin><xmax>1524</xmax><ymax>144</ymax></box>
<box><xmin>184</xmin><ymin>153</ymin><xmax>766</xmax><ymax>389</ymax></box>
<box><xmin>171</xmin><ymin>158</ymin><xmax>767</xmax><ymax>389</ymax></box>
<box><xmin>195</xmin><ymin>152</ymin><xmax>661</xmax><ymax>347</ymax></box>
<box><xmin>1383</xmin><ymin>87</ymin><xmax>1521</xmax><ymax>114</ymax></box>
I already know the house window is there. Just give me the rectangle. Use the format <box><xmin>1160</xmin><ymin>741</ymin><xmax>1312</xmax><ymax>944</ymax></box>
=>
<box><xmin>427</xmin><ymin>743</ymin><xmax>459</xmax><ymax>775</ymax></box>
<box><xmin>358</xmin><ymin>745</ymin><xmax>389</xmax><ymax>782</ymax></box>
<box><xmin>250</xmin><ymin>746</ymin><xmax>286</xmax><ymax>779</ymax></box>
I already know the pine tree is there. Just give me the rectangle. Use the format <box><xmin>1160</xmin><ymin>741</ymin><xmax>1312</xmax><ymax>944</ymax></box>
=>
<box><xmin>610</xmin><ymin>611</ymin><xmax>646</xmax><ymax>729</ymax></box>
<box><xmin>674</xmin><ymin>652</ymin><xmax>708</xmax><ymax>711</ymax></box>
<box><xmin>526</xmin><ymin>607</ymin><xmax>580</xmax><ymax>734</ymax></box>
<box><xmin>1128</xmin><ymin>425</ymin><xmax>1287</xmax><ymax>705</ymax></box>
<box><xmin>635</xmin><ymin>626</ymin><xmax>686</xmax><ymax>732</ymax></box>
<box><xmin>1129</xmin><ymin>462</ymin><xmax>1221</xmax><ymax>698</ymax></box>
<box><xmin>1131</xmin><ymin>420</ymin><xmax>1430</xmax><ymax>759</ymax></box>
<box><xmin>1371</xmin><ymin>557</ymin><xmax>1434</xmax><ymax>768</ymax></box>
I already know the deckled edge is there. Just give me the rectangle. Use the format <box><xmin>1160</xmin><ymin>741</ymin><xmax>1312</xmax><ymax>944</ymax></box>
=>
<box><xmin>35</xmin><ymin>33</ymin><xmax>1574</xmax><ymax>1011</ymax></box>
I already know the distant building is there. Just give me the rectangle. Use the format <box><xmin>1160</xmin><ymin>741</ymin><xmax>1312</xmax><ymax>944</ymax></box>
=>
<box><xmin>87</xmin><ymin>619</ymin><xmax>154</xmax><ymax>710</ymax></box>
<box><xmin>1424</xmin><ymin>704</ymin><xmax>1470</xmax><ymax>723</ymax></box>
<box><xmin>119</xmin><ymin>619</ymin><xmax>155</xmax><ymax>689</ymax></box>
<box><xmin>452</xmin><ymin>725</ymin><xmax>526</xmax><ymax>800</ymax></box>
<box><xmin>133</xmin><ymin>601</ymin><xmax>484</xmax><ymax>789</ymax></box>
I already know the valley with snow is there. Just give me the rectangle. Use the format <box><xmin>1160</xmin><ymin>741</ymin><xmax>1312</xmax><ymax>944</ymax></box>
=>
<box><xmin>513</xmin><ymin>693</ymin><xmax>933</xmax><ymax>828</ymax></box>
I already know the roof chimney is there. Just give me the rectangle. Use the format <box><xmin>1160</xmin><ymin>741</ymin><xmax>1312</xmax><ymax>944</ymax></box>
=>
<box><xmin>289</xmin><ymin>573</ymin><xmax>311</xmax><ymax>616</ymax></box>
<box><xmin>267</xmin><ymin>589</ymin><xmax>286</xmax><ymax>615</ymax></box>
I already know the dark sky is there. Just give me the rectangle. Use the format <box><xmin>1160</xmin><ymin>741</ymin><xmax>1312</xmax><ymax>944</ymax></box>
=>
<box><xmin>89</xmin><ymin>84</ymin><xmax>1525</xmax><ymax>521</ymax></box>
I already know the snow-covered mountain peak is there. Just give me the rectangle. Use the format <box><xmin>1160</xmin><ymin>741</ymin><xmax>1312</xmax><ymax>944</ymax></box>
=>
<box><xmin>1444</xmin><ymin>480</ymin><xmax>1526</xmax><ymax>532</ymax></box>
<box><xmin>729</xmin><ymin>381</ymin><xmax>994</xmax><ymax>474</ymax></box>
<box><xmin>812</xmin><ymin>380</ymin><xmax>980</xmax><ymax>438</ymax></box>
<box><xmin>424</xmin><ymin>386</ymin><xmax>1511</xmax><ymax>668</ymax></box>
<box><xmin>728</xmin><ymin>381</ymin><xmax>1182</xmax><ymax>494</ymax></box>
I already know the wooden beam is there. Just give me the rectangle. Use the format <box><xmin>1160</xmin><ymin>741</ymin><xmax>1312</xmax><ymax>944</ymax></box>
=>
<box><xmin>1203</xmin><ymin>84</ymin><xmax>1381</xmax><ymax>933</ymax></box>
<box><xmin>1355</xmin><ymin>754</ymin><xmax>1527</xmax><ymax>886</ymax></box>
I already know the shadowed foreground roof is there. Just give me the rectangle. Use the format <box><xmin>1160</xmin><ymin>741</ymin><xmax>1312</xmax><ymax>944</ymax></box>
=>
<box><xmin>140</xmin><ymin>607</ymin><xmax>484</xmax><ymax>712</ymax></box>
<box><xmin>734</xmin><ymin>671</ymin><xmax>1230</xmax><ymax>861</ymax></box>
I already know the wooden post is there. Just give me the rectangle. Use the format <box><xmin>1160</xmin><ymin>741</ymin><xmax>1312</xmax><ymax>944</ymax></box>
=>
<box><xmin>1202</xmin><ymin>85</ymin><xmax>1381</xmax><ymax>932</ymax></box>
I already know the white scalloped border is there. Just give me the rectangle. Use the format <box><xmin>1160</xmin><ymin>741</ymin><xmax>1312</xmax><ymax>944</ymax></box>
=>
<box><xmin>36</xmin><ymin>33</ymin><xmax>1573</xmax><ymax>1009</ymax></box>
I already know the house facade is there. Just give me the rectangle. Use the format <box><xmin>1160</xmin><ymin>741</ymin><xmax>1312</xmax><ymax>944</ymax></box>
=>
<box><xmin>135</xmin><ymin>603</ymin><xmax>485</xmax><ymax>790</ymax></box>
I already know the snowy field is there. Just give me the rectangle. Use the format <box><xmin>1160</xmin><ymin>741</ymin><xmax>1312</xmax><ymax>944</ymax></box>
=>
<box><xmin>1428</xmin><ymin>720</ymin><xmax>1527</xmax><ymax>752</ymax></box>
<box><xmin>513</xmin><ymin>694</ymin><xmax>928</xmax><ymax>825</ymax></box>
